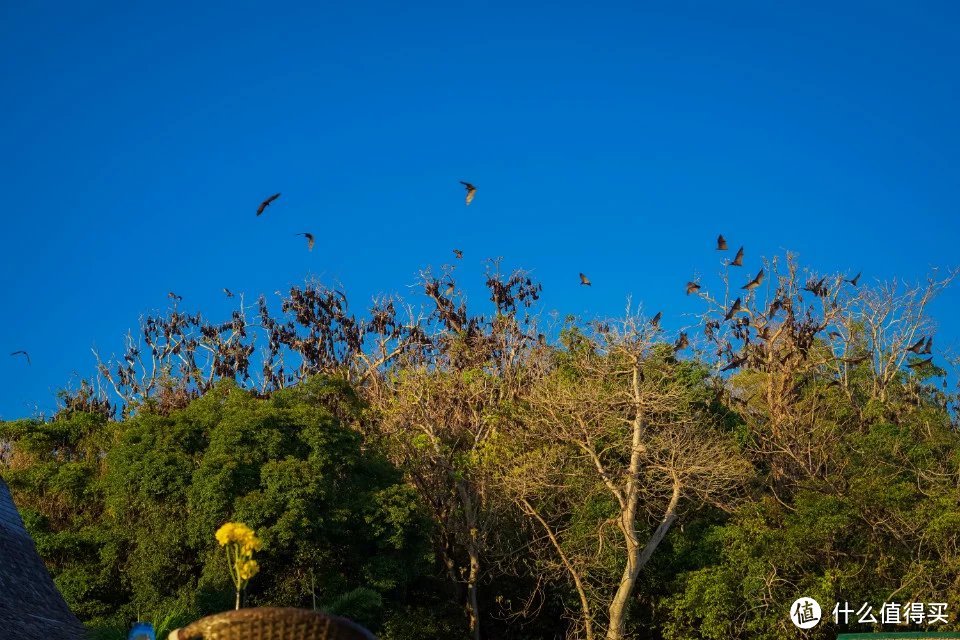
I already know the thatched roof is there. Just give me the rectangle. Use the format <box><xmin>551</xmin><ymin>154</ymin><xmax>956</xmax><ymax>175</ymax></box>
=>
<box><xmin>0</xmin><ymin>480</ymin><xmax>87</xmax><ymax>639</ymax></box>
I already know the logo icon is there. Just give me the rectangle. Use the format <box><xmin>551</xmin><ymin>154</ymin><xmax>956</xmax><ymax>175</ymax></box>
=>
<box><xmin>791</xmin><ymin>597</ymin><xmax>822</xmax><ymax>629</ymax></box>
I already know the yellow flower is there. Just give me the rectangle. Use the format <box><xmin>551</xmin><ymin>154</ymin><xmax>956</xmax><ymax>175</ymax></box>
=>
<box><xmin>215</xmin><ymin>522</ymin><xmax>236</xmax><ymax>546</ymax></box>
<box><xmin>216</xmin><ymin>521</ymin><xmax>263</xmax><ymax>608</ymax></box>
<box><xmin>215</xmin><ymin>522</ymin><xmax>260</xmax><ymax>549</ymax></box>
<box><xmin>238</xmin><ymin>559</ymin><xmax>259</xmax><ymax>580</ymax></box>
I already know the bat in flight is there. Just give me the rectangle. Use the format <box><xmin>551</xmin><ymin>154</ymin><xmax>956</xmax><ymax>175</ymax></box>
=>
<box><xmin>453</xmin><ymin>249</ymin><xmax>463</xmax><ymax>259</ymax></box>
<box><xmin>168</xmin><ymin>292</ymin><xmax>183</xmax><ymax>302</ymax></box>
<box><xmin>845</xmin><ymin>272</ymin><xmax>861</xmax><ymax>286</ymax></box>
<box><xmin>721</xmin><ymin>355</ymin><xmax>747</xmax><ymax>372</ymax></box>
<box><xmin>296</xmin><ymin>232</ymin><xmax>315</xmax><ymax>251</ymax></box>
<box><xmin>724</xmin><ymin>297</ymin><xmax>742</xmax><ymax>321</ymax></box>
<box><xmin>10</xmin><ymin>350</ymin><xmax>30</xmax><ymax>365</ymax></box>
<box><xmin>906</xmin><ymin>337</ymin><xmax>926</xmax><ymax>354</ymax></box>
<box><xmin>257</xmin><ymin>193</ymin><xmax>281</xmax><ymax>216</ymax></box>
<box><xmin>730</xmin><ymin>247</ymin><xmax>744</xmax><ymax>267</ymax></box>
<box><xmin>460</xmin><ymin>181</ymin><xmax>477</xmax><ymax>206</ymax></box>
<box><xmin>742</xmin><ymin>269</ymin><xmax>764</xmax><ymax>291</ymax></box>
<box><xmin>579</xmin><ymin>273</ymin><xmax>591</xmax><ymax>286</ymax></box>
<box><xmin>716</xmin><ymin>235</ymin><xmax>728</xmax><ymax>251</ymax></box>
<box><xmin>686</xmin><ymin>281</ymin><xmax>701</xmax><ymax>295</ymax></box>
<box><xmin>223</xmin><ymin>288</ymin><xmax>234</xmax><ymax>298</ymax></box>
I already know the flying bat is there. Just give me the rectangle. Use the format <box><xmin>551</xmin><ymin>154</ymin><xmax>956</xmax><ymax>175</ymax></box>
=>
<box><xmin>674</xmin><ymin>332</ymin><xmax>689</xmax><ymax>351</ymax></box>
<box><xmin>453</xmin><ymin>249</ymin><xmax>463</xmax><ymax>259</ymax></box>
<box><xmin>579</xmin><ymin>273</ymin><xmax>591</xmax><ymax>286</ymax></box>
<box><xmin>721</xmin><ymin>355</ymin><xmax>747</xmax><ymax>372</ymax></box>
<box><xmin>921</xmin><ymin>337</ymin><xmax>933</xmax><ymax>355</ymax></box>
<box><xmin>223</xmin><ymin>288</ymin><xmax>234</xmax><ymax>298</ymax></box>
<box><xmin>686</xmin><ymin>281</ymin><xmax>701</xmax><ymax>295</ymax></box>
<box><xmin>650</xmin><ymin>311</ymin><xmax>662</xmax><ymax>328</ymax></box>
<box><xmin>907</xmin><ymin>357</ymin><xmax>933</xmax><ymax>369</ymax></box>
<box><xmin>716</xmin><ymin>235</ymin><xmax>728</xmax><ymax>250</ymax></box>
<box><xmin>256</xmin><ymin>193</ymin><xmax>281</xmax><ymax>216</ymax></box>
<box><xmin>767</xmin><ymin>298</ymin><xmax>783</xmax><ymax>318</ymax></box>
<box><xmin>724</xmin><ymin>297</ymin><xmax>742</xmax><ymax>321</ymax></box>
<box><xmin>10</xmin><ymin>350</ymin><xmax>30</xmax><ymax>365</ymax></box>
<box><xmin>906</xmin><ymin>337</ymin><xmax>926</xmax><ymax>354</ymax></box>
<box><xmin>296</xmin><ymin>232</ymin><xmax>315</xmax><ymax>251</ymax></box>
<box><xmin>730</xmin><ymin>247</ymin><xmax>744</xmax><ymax>267</ymax></box>
<box><xmin>460</xmin><ymin>181</ymin><xmax>477</xmax><ymax>206</ymax></box>
<box><xmin>845</xmin><ymin>272</ymin><xmax>861</xmax><ymax>286</ymax></box>
<box><xmin>802</xmin><ymin>277</ymin><xmax>827</xmax><ymax>297</ymax></box>
<box><xmin>742</xmin><ymin>269</ymin><xmax>764</xmax><ymax>290</ymax></box>
<box><xmin>168</xmin><ymin>292</ymin><xmax>182</xmax><ymax>302</ymax></box>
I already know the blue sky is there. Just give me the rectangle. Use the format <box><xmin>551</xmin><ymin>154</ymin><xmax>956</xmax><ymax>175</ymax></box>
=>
<box><xmin>1</xmin><ymin>1</ymin><xmax>959</xmax><ymax>418</ymax></box>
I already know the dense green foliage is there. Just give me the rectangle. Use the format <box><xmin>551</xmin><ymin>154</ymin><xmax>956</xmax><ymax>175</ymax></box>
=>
<box><xmin>1</xmin><ymin>378</ymin><xmax>460</xmax><ymax>639</ymax></box>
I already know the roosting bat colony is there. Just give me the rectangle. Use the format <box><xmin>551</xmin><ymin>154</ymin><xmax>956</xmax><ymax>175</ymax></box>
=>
<box><xmin>9</xmin><ymin>179</ymin><xmax>935</xmax><ymax>428</ymax></box>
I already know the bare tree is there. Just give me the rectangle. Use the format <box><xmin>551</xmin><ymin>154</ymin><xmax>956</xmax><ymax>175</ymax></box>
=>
<box><xmin>92</xmin><ymin>283</ymin><xmax>423</xmax><ymax>414</ymax></box>
<box><xmin>506</xmin><ymin>314</ymin><xmax>750</xmax><ymax>640</ymax></box>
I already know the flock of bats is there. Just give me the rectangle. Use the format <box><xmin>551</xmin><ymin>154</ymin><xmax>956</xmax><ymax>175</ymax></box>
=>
<box><xmin>8</xmin><ymin>184</ymin><xmax>938</xmax><ymax>377</ymax></box>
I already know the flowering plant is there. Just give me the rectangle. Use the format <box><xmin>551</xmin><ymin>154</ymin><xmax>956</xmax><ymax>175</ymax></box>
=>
<box><xmin>215</xmin><ymin>522</ymin><xmax>262</xmax><ymax>609</ymax></box>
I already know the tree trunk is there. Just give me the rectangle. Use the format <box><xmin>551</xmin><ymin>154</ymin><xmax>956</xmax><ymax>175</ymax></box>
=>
<box><xmin>605</xmin><ymin>480</ymin><xmax>681</xmax><ymax>640</ymax></box>
<box><xmin>466</xmin><ymin>543</ymin><xmax>482</xmax><ymax>640</ymax></box>
<box><xmin>235</xmin><ymin>589</ymin><xmax>241</xmax><ymax>610</ymax></box>
<box><xmin>455</xmin><ymin>479</ymin><xmax>483</xmax><ymax>640</ymax></box>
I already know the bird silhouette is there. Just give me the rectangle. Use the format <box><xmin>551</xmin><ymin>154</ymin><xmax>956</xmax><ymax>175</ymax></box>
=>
<box><xmin>906</xmin><ymin>337</ymin><xmax>926</xmax><ymax>354</ymax></box>
<box><xmin>716</xmin><ymin>235</ymin><xmax>728</xmax><ymax>251</ymax></box>
<box><xmin>730</xmin><ymin>247</ymin><xmax>744</xmax><ymax>267</ymax></box>
<box><xmin>10</xmin><ymin>350</ymin><xmax>30</xmax><ymax>365</ymax></box>
<box><xmin>296</xmin><ymin>232</ymin><xmax>315</xmax><ymax>251</ymax></box>
<box><xmin>907</xmin><ymin>357</ymin><xmax>933</xmax><ymax>369</ymax></box>
<box><xmin>921</xmin><ymin>337</ymin><xmax>933</xmax><ymax>355</ymax></box>
<box><xmin>742</xmin><ymin>269</ymin><xmax>764</xmax><ymax>291</ymax></box>
<box><xmin>223</xmin><ymin>288</ymin><xmax>234</xmax><ymax>298</ymax></box>
<box><xmin>845</xmin><ymin>272</ymin><xmax>861</xmax><ymax>286</ymax></box>
<box><xmin>453</xmin><ymin>249</ymin><xmax>463</xmax><ymax>259</ymax></box>
<box><xmin>460</xmin><ymin>181</ymin><xmax>477</xmax><ymax>206</ymax></box>
<box><xmin>650</xmin><ymin>311</ymin><xmax>662</xmax><ymax>328</ymax></box>
<box><xmin>686</xmin><ymin>281</ymin><xmax>701</xmax><ymax>295</ymax></box>
<box><xmin>168</xmin><ymin>292</ymin><xmax>182</xmax><ymax>302</ymax></box>
<box><xmin>674</xmin><ymin>332</ymin><xmax>689</xmax><ymax>351</ymax></box>
<box><xmin>256</xmin><ymin>193</ymin><xmax>281</xmax><ymax>216</ymax></box>
<box><xmin>579</xmin><ymin>273</ymin><xmax>591</xmax><ymax>286</ymax></box>
<box><xmin>724</xmin><ymin>297</ymin><xmax>742</xmax><ymax>321</ymax></box>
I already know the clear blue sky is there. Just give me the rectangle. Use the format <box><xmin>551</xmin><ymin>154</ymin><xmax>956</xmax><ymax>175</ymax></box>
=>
<box><xmin>2</xmin><ymin>1</ymin><xmax>959</xmax><ymax>418</ymax></box>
